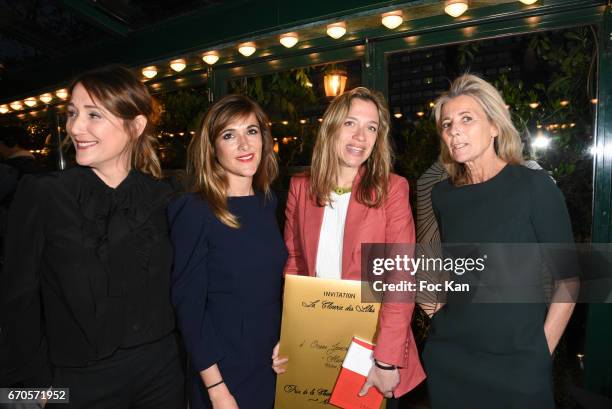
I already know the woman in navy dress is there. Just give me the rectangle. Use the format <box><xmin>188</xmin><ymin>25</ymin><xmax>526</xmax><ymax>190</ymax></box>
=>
<box><xmin>168</xmin><ymin>95</ymin><xmax>287</xmax><ymax>409</ymax></box>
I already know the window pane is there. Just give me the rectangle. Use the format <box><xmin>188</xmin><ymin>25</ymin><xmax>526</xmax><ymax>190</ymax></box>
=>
<box><xmin>156</xmin><ymin>87</ymin><xmax>210</xmax><ymax>170</ymax></box>
<box><xmin>388</xmin><ymin>26</ymin><xmax>597</xmax><ymax>242</ymax></box>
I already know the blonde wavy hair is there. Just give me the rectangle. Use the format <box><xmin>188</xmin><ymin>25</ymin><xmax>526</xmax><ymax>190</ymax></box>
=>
<box><xmin>187</xmin><ymin>94</ymin><xmax>278</xmax><ymax>228</ymax></box>
<box><xmin>310</xmin><ymin>87</ymin><xmax>392</xmax><ymax>208</ymax></box>
<box><xmin>70</xmin><ymin>65</ymin><xmax>162</xmax><ymax>178</ymax></box>
<box><xmin>434</xmin><ymin>74</ymin><xmax>524</xmax><ymax>186</ymax></box>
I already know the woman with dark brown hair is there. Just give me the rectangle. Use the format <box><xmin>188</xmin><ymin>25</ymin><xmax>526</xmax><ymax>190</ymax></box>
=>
<box><xmin>168</xmin><ymin>94</ymin><xmax>286</xmax><ymax>409</ymax></box>
<box><xmin>0</xmin><ymin>65</ymin><xmax>184</xmax><ymax>408</ymax></box>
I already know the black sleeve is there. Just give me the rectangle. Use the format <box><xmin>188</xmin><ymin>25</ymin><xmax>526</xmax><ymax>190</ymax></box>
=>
<box><xmin>0</xmin><ymin>175</ymin><xmax>51</xmax><ymax>386</ymax></box>
<box><xmin>168</xmin><ymin>195</ymin><xmax>226</xmax><ymax>372</ymax></box>
<box><xmin>529</xmin><ymin>170</ymin><xmax>577</xmax><ymax>280</ymax></box>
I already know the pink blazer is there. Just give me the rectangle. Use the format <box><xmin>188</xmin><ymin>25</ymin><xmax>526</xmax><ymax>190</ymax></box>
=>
<box><xmin>283</xmin><ymin>171</ymin><xmax>426</xmax><ymax>396</ymax></box>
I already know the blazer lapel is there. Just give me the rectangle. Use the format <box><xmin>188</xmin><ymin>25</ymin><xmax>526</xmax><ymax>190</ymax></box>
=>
<box><xmin>341</xmin><ymin>170</ymin><xmax>368</xmax><ymax>279</ymax></box>
<box><xmin>303</xmin><ymin>193</ymin><xmax>324</xmax><ymax>277</ymax></box>
<box><xmin>342</xmin><ymin>196</ymin><xmax>368</xmax><ymax>279</ymax></box>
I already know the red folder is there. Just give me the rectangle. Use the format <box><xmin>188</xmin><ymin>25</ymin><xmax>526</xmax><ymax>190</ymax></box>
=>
<box><xmin>329</xmin><ymin>337</ymin><xmax>383</xmax><ymax>409</ymax></box>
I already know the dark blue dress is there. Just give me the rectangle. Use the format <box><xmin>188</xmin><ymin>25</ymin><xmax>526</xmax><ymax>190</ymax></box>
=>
<box><xmin>168</xmin><ymin>191</ymin><xmax>287</xmax><ymax>409</ymax></box>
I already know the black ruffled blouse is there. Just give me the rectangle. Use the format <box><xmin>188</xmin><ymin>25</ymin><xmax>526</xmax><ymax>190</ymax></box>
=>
<box><xmin>0</xmin><ymin>166</ymin><xmax>177</xmax><ymax>385</ymax></box>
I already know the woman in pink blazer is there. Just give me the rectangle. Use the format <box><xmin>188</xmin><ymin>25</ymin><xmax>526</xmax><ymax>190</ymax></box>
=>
<box><xmin>273</xmin><ymin>87</ymin><xmax>425</xmax><ymax>399</ymax></box>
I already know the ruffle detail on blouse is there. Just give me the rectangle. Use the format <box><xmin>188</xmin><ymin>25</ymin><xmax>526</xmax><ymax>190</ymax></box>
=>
<box><xmin>75</xmin><ymin>168</ymin><xmax>174</xmax><ymax>303</ymax></box>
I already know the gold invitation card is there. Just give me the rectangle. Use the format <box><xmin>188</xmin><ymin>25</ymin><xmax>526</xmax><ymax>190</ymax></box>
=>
<box><xmin>274</xmin><ymin>275</ymin><xmax>382</xmax><ymax>408</ymax></box>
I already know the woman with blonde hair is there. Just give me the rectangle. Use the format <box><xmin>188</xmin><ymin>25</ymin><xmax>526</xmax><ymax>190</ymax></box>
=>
<box><xmin>169</xmin><ymin>94</ymin><xmax>287</xmax><ymax>409</ymax></box>
<box><xmin>274</xmin><ymin>87</ymin><xmax>425</xmax><ymax>400</ymax></box>
<box><xmin>0</xmin><ymin>65</ymin><xmax>184</xmax><ymax>408</ymax></box>
<box><xmin>423</xmin><ymin>74</ymin><xmax>576</xmax><ymax>408</ymax></box>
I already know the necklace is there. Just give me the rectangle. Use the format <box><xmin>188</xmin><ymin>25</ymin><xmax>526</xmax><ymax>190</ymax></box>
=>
<box><xmin>333</xmin><ymin>186</ymin><xmax>352</xmax><ymax>195</ymax></box>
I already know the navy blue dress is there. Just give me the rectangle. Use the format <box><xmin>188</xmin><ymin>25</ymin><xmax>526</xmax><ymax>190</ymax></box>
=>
<box><xmin>168</xmin><ymin>191</ymin><xmax>287</xmax><ymax>409</ymax></box>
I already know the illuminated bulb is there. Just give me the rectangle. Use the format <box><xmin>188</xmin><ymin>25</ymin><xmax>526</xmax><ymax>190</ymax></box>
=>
<box><xmin>55</xmin><ymin>89</ymin><xmax>69</xmax><ymax>100</ymax></box>
<box><xmin>329</xmin><ymin>76</ymin><xmax>340</xmax><ymax>94</ymax></box>
<box><xmin>323</xmin><ymin>69</ymin><xmax>348</xmax><ymax>97</ymax></box>
<box><xmin>416</xmin><ymin>111</ymin><xmax>425</xmax><ymax>117</ymax></box>
<box><xmin>533</xmin><ymin>133</ymin><xmax>550</xmax><ymax>150</ymax></box>
<box><xmin>381</xmin><ymin>11</ymin><xmax>403</xmax><ymax>30</ymax></box>
<box><xmin>445</xmin><ymin>1</ymin><xmax>469</xmax><ymax>18</ymax></box>
<box><xmin>591</xmin><ymin>98</ymin><xmax>598</xmax><ymax>104</ymax></box>
<box><xmin>0</xmin><ymin>105</ymin><xmax>9</xmax><ymax>114</ymax></box>
<box><xmin>202</xmin><ymin>51</ymin><xmax>220</xmax><ymax>65</ymax></box>
<box><xmin>529</xmin><ymin>102</ymin><xmax>540</xmax><ymax>109</ymax></box>
<box><xmin>170</xmin><ymin>58</ymin><xmax>186</xmax><ymax>72</ymax></box>
<box><xmin>273</xmin><ymin>142</ymin><xmax>279</xmax><ymax>153</ymax></box>
<box><xmin>394</xmin><ymin>113</ymin><xmax>403</xmax><ymax>119</ymax></box>
<box><xmin>280</xmin><ymin>33</ymin><xmax>298</xmax><ymax>48</ymax></box>
<box><xmin>142</xmin><ymin>66</ymin><xmax>158</xmax><ymax>79</ymax></box>
<box><xmin>429</xmin><ymin>102</ymin><xmax>435</xmax><ymax>108</ymax></box>
<box><xmin>318</xmin><ymin>118</ymin><xmax>323</xmax><ymax>122</ymax></box>
<box><xmin>560</xmin><ymin>100</ymin><xmax>570</xmax><ymax>107</ymax></box>
<box><xmin>40</xmin><ymin>93</ymin><xmax>53</xmax><ymax>104</ymax></box>
<box><xmin>24</xmin><ymin>97</ymin><xmax>37</xmax><ymax>107</ymax></box>
<box><xmin>305</xmin><ymin>81</ymin><xmax>313</xmax><ymax>88</ymax></box>
<box><xmin>282</xmin><ymin>137</ymin><xmax>290</xmax><ymax>145</ymax></box>
<box><xmin>327</xmin><ymin>22</ymin><xmax>347</xmax><ymax>39</ymax></box>
<box><xmin>238</xmin><ymin>42</ymin><xmax>256</xmax><ymax>57</ymax></box>
<box><xmin>282</xmin><ymin>120</ymin><xmax>289</xmax><ymax>125</ymax></box>
<box><xmin>299</xmin><ymin>119</ymin><xmax>307</xmax><ymax>124</ymax></box>
<box><xmin>519</xmin><ymin>0</ymin><xmax>538</xmax><ymax>4</ymax></box>
<box><xmin>9</xmin><ymin>101</ymin><xmax>23</xmax><ymax>110</ymax></box>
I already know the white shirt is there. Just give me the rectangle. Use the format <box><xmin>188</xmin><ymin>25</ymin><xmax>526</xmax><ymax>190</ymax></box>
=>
<box><xmin>315</xmin><ymin>192</ymin><xmax>351</xmax><ymax>279</ymax></box>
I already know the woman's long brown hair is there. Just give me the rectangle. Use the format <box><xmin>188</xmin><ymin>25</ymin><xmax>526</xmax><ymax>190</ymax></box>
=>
<box><xmin>309</xmin><ymin>87</ymin><xmax>392</xmax><ymax>208</ymax></box>
<box><xmin>187</xmin><ymin>94</ymin><xmax>278</xmax><ymax>228</ymax></box>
